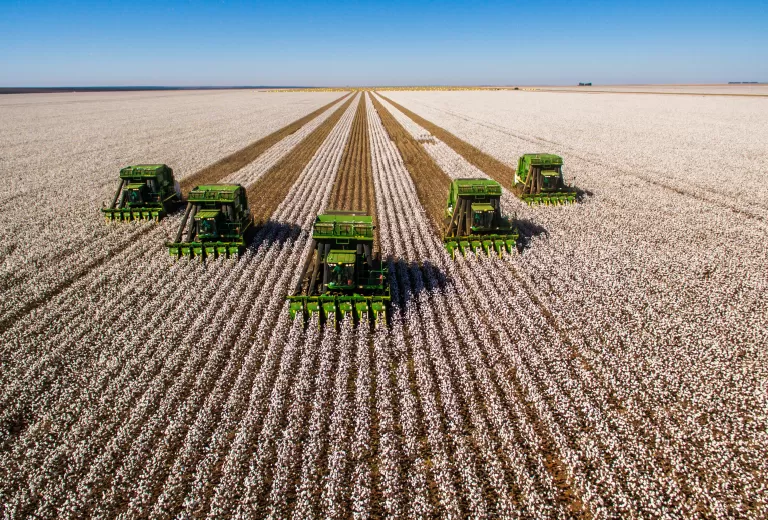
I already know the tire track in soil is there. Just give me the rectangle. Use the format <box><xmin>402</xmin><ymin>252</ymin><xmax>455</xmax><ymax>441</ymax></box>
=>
<box><xmin>372</xmin><ymin>91</ymin><xmax>591</xmax><ymax>517</ymax></box>
<box><xmin>246</xmin><ymin>96</ymin><xmax>355</xmax><ymax>226</ymax></box>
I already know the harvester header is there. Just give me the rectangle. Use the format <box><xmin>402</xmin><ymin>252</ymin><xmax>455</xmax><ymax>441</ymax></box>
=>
<box><xmin>288</xmin><ymin>211</ymin><xmax>389</xmax><ymax>326</ymax></box>
<box><xmin>102</xmin><ymin>164</ymin><xmax>180</xmax><ymax>221</ymax></box>
<box><xmin>167</xmin><ymin>183</ymin><xmax>253</xmax><ymax>259</ymax></box>
<box><xmin>514</xmin><ymin>154</ymin><xmax>576</xmax><ymax>205</ymax></box>
<box><xmin>443</xmin><ymin>178</ymin><xmax>519</xmax><ymax>257</ymax></box>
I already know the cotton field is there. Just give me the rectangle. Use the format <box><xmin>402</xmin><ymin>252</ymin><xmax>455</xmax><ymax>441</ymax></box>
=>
<box><xmin>0</xmin><ymin>88</ymin><xmax>766</xmax><ymax>519</ymax></box>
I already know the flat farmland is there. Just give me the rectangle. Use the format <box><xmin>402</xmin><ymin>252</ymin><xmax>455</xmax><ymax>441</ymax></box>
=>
<box><xmin>0</xmin><ymin>88</ymin><xmax>766</xmax><ymax>519</ymax></box>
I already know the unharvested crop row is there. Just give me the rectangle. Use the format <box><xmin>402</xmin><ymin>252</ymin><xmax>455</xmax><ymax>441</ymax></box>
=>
<box><xmin>374</xmin><ymin>94</ymin><xmax>576</xmax><ymax>514</ymax></box>
<box><xmin>373</xmin><ymin>93</ymin><xmax>713</xmax><ymax>517</ymax></box>
<box><xmin>0</xmin><ymin>92</ymin><xmax>345</xmax><ymax>325</ymax></box>
<box><xmin>381</xmin><ymin>91</ymin><xmax>768</xmax><ymax>516</ymax></box>
<box><xmin>377</xmin><ymin>94</ymin><xmax>674</xmax><ymax>515</ymax></box>
<box><xmin>0</xmin><ymin>95</ymin><xmax>362</xmax><ymax>516</ymax></box>
<box><xmin>3</xmin><ymin>88</ymin><xmax>764</xmax><ymax>518</ymax></box>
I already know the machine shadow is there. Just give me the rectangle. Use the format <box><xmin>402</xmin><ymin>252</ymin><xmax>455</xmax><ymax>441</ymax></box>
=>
<box><xmin>516</xmin><ymin>218</ymin><xmax>549</xmax><ymax>253</ymax></box>
<box><xmin>574</xmin><ymin>186</ymin><xmax>593</xmax><ymax>202</ymax></box>
<box><xmin>386</xmin><ymin>257</ymin><xmax>453</xmax><ymax>314</ymax></box>
<box><xmin>247</xmin><ymin>220</ymin><xmax>305</xmax><ymax>251</ymax></box>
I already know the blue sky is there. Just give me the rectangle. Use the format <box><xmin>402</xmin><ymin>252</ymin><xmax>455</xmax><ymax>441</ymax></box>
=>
<box><xmin>1</xmin><ymin>0</ymin><xmax>766</xmax><ymax>86</ymax></box>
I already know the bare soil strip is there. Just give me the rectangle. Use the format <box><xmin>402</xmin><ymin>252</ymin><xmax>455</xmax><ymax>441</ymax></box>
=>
<box><xmin>246</xmin><ymin>95</ymin><xmax>356</xmax><ymax>225</ymax></box>
<box><xmin>180</xmin><ymin>92</ymin><xmax>351</xmax><ymax>192</ymax></box>
<box><xmin>369</xmin><ymin>94</ymin><xmax>449</xmax><ymax>234</ymax></box>
<box><xmin>377</xmin><ymin>93</ymin><xmax>516</xmax><ymax>190</ymax></box>
<box><xmin>328</xmin><ymin>94</ymin><xmax>375</xmax><ymax>215</ymax></box>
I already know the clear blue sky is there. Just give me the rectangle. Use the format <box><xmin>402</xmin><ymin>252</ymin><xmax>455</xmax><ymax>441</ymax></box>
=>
<box><xmin>1</xmin><ymin>0</ymin><xmax>766</xmax><ymax>86</ymax></box>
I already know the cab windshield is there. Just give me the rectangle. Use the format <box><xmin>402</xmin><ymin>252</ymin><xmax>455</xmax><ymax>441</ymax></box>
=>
<box><xmin>472</xmin><ymin>210</ymin><xmax>494</xmax><ymax>229</ymax></box>
<box><xmin>329</xmin><ymin>263</ymin><xmax>355</xmax><ymax>287</ymax></box>
<box><xmin>199</xmin><ymin>218</ymin><xmax>217</xmax><ymax>237</ymax></box>
<box><xmin>126</xmin><ymin>189</ymin><xmax>144</xmax><ymax>204</ymax></box>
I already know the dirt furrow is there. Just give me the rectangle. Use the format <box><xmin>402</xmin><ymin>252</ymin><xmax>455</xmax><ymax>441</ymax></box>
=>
<box><xmin>246</xmin><ymin>95</ymin><xmax>356</xmax><ymax>225</ymax></box>
<box><xmin>369</xmin><ymin>94</ymin><xmax>449</xmax><ymax>234</ymax></box>
<box><xmin>179</xmin><ymin>93</ymin><xmax>350</xmax><ymax>192</ymax></box>
<box><xmin>377</xmin><ymin>92</ymin><xmax>516</xmax><ymax>190</ymax></box>
<box><xmin>328</xmin><ymin>95</ymin><xmax>376</xmax><ymax>216</ymax></box>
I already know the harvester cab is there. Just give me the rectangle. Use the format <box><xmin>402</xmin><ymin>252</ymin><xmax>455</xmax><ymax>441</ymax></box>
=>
<box><xmin>166</xmin><ymin>184</ymin><xmax>253</xmax><ymax>259</ymax></box>
<box><xmin>102</xmin><ymin>164</ymin><xmax>181</xmax><ymax>221</ymax></box>
<box><xmin>515</xmin><ymin>154</ymin><xmax>576</xmax><ymax>205</ymax></box>
<box><xmin>288</xmin><ymin>211</ymin><xmax>390</xmax><ymax>327</ymax></box>
<box><xmin>443</xmin><ymin>178</ymin><xmax>519</xmax><ymax>258</ymax></box>
<box><xmin>195</xmin><ymin>209</ymin><xmax>223</xmax><ymax>239</ymax></box>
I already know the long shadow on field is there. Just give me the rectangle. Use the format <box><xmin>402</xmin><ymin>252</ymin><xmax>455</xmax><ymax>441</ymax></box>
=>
<box><xmin>388</xmin><ymin>258</ymin><xmax>453</xmax><ymax>315</ymax></box>
<box><xmin>245</xmin><ymin>220</ymin><xmax>305</xmax><ymax>252</ymax></box>
<box><xmin>575</xmin><ymin>186</ymin><xmax>593</xmax><ymax>202</ymax></box>
<box><xmin>516</xmin><ymin>218</ymin><xmax>549</xmax><ymax>253</ymax></box>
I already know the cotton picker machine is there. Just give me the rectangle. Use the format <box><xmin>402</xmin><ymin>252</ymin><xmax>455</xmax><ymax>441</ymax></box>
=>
<box><xmin>288</xmin><ymin>211</ymin><xmax>389</xmax><ymax>327</ymax></box>
<box><xmin>167</xmin><ymin>184</ymin><xmax>254</xmax><ymax>259</ymax></box>
<box><xmin>102</xmin><ymin>164</ymin><xmax>181</xmax><ymax>221</ymax></box>
<box><xmin>514</xmin><ymin>154</ymin><xmax>576</xmax><ymax>205</ymax></box>
<box><xmin>443</xmin><ymin>178</ymin><xmax>519</xmax><ymax>258</ymax></box>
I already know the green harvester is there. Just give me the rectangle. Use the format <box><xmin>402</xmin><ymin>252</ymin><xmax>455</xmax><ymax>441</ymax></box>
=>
<box><xmin>443</xmin><ymin>178</ymin><xmax>519</xmax><ymax>258</ymax></box>
<box><xmin>102</xmin><ymin>164</ymin><xmax>181</xmax><ymax>221</ymax></box>
<box><xmin>288</xmin><ymin>211</ymin><xmax>389</xmax><ymax>326</ymax></box>
<box><xmin>515</xmin><ymin>154</ymin><xmax>576</xmax><ymax>205</ymax></box>
<box><xmin>167</xmin><ymin>184</ymin><xmax>253</xmax><ymax>259</ymax></box>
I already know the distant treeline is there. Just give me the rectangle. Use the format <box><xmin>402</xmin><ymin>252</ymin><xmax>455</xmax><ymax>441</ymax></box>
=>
<box><xmin>0</xmin><ymin>86</ymin><xmax>311</xmax><ymax>95</ymax></box>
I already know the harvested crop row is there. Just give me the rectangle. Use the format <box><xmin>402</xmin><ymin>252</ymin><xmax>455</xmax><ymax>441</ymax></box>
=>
<box><xmin>180</xmin><ymin>92</ymin><xmax>350</xmax><ymax>192</ymax></box>
<box><xmin>369</xmin><ymin>93</ymin><xmax>448</xmax><ymax>234</ymax></box>
<box><xmin>376</xmin><ymin>92</ymin><xmax>516</xmax><ymax>190</ymax></box>
<box><xmin>224</xmin><ymin>96</ymin><xmax>350</xmax><ymax>187</ymax></box>
<box><xmin>328</xmin><ymin>94</ymin><xmax>375</xmax><ymax>216</ymax></box>
<box><xmin>246</xmin><ymin>95</ymin><xmax>356</xmax><ymax>225</ymax></box>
